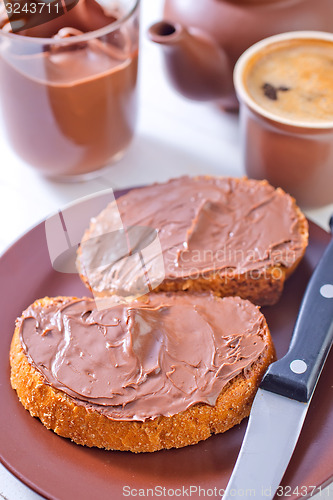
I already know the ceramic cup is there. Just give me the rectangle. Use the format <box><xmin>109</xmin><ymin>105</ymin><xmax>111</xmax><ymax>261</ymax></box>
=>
<box><xmin>0</xmin><ymin>0</ymin><xmax>140</xmax><ymax>181</ymax></box>
<box><xmin>234</xmin><ymin>31</ymin><xmax>333</xmax><ymax>208</ymax></box>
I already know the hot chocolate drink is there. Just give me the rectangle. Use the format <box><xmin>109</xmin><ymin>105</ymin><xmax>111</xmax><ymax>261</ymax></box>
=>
<box><xmin>0</xmin><ymin>0</ymin><xmax>139</xmax><ymax>178</ymax></box>
<box><xmin>245</xmin><ymin>39</ymin><xmax>333</xmax><ymax>124</ymax></box>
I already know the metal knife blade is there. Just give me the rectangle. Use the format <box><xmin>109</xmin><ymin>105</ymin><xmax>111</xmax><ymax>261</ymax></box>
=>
<box><xmin>223</xmin><ymin>219</ymin><xmax>333</xmax><ymax>499</ymax></box>
<box><xmin>223</xmin><ymin>390</ymin><xmax>308</xmax><ymax>498</ymax></box>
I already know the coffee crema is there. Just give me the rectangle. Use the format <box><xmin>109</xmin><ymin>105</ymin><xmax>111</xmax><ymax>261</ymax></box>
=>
<box><xmin>245</xmin><ymin>39</ymin><xmax>333</xmax><ymax>123</ymax></box>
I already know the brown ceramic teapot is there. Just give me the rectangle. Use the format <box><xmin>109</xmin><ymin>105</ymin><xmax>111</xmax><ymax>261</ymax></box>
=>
<box><xmin>148</xmin><ymin>0</ymin><xmax>333</xmax><ymax>110</ymax></box>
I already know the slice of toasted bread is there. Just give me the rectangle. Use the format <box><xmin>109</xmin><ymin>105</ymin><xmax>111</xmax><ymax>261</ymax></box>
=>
<box><xmin>10</xmin><ymin>294</ymin><xmax>276</xmax><ymax>452</ymax></box>
<box><xmin>76</xmin><ymin>176</ymin><xmax>308</xmax><ymax>306</ymax></box>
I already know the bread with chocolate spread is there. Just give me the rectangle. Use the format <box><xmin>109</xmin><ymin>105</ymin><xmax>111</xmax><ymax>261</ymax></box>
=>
<box><xmin>10</xmin><ymin>293</ymin><xmax>276</xmax><ymax>452</ymax></box>
<box><xmin>76</xmin><ymin>176</ymin><xmax>308</xmax><ymax>306</ymax></box>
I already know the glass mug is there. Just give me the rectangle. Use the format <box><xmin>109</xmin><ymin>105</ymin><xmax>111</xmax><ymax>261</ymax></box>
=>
<box><xmin>0</xmin><ymin>0</ymin><xmax>140</xmax><ymax>180</ymax></box>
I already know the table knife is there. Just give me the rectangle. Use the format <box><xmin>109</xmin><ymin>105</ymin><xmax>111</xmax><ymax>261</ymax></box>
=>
<box><xmin>223</xmin><ymin>218</ymin><xmax>333</xmax><ymax>499</ymax></box>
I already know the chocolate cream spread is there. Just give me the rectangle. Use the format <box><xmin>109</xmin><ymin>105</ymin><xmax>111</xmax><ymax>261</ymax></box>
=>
<box><xmin>0</xmin><ymin>0</ymin><xmax>138</xmax><ymax>177</ymax></box>
<box><xmin>19</xmin><ymin>294</ymin><xmax>267</xmax><ymax>421</ymax></box>
<box><xmin>79</xmin><ymin>176</ymin><xmax>305</xmax><ymax>295</ymax></box>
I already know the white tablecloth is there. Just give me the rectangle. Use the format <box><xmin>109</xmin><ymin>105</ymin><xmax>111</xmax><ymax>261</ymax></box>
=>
<box><xmin>0</xmin><ymin>1</ymin><xmax>332</xmax><ymax>498</ymax></box>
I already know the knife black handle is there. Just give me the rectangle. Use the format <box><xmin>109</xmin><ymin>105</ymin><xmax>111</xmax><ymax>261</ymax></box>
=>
<box><xmin>260</xmin><ymin>235</ymin><xmax>333</xmax><ymax>403</ymax></box>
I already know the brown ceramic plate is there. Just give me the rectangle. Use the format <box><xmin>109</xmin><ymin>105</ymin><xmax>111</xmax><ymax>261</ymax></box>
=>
<box><xmin>0</xmin><ymin>188</ymin><xmax>332</xmax><ymax>500</ymax></box>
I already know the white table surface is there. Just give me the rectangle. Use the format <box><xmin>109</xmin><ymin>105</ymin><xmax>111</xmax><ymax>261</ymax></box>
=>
<box><xmin>0</xmin><ymin>1</ymin><xmax>332</xmax><ymax>498</ymax></box>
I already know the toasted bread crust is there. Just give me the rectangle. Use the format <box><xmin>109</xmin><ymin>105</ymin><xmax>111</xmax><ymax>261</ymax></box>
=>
<box><xmin>10</xmin><ymin>296</ymin><xmax>276</xmax><ymax>453</ymax></box>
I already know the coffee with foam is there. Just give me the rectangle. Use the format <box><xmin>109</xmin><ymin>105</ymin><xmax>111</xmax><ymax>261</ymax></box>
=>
<box><xmin>245</xmin><ymin>39</ymin><xmax>333</xmax><ymax>124</ymax></box>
